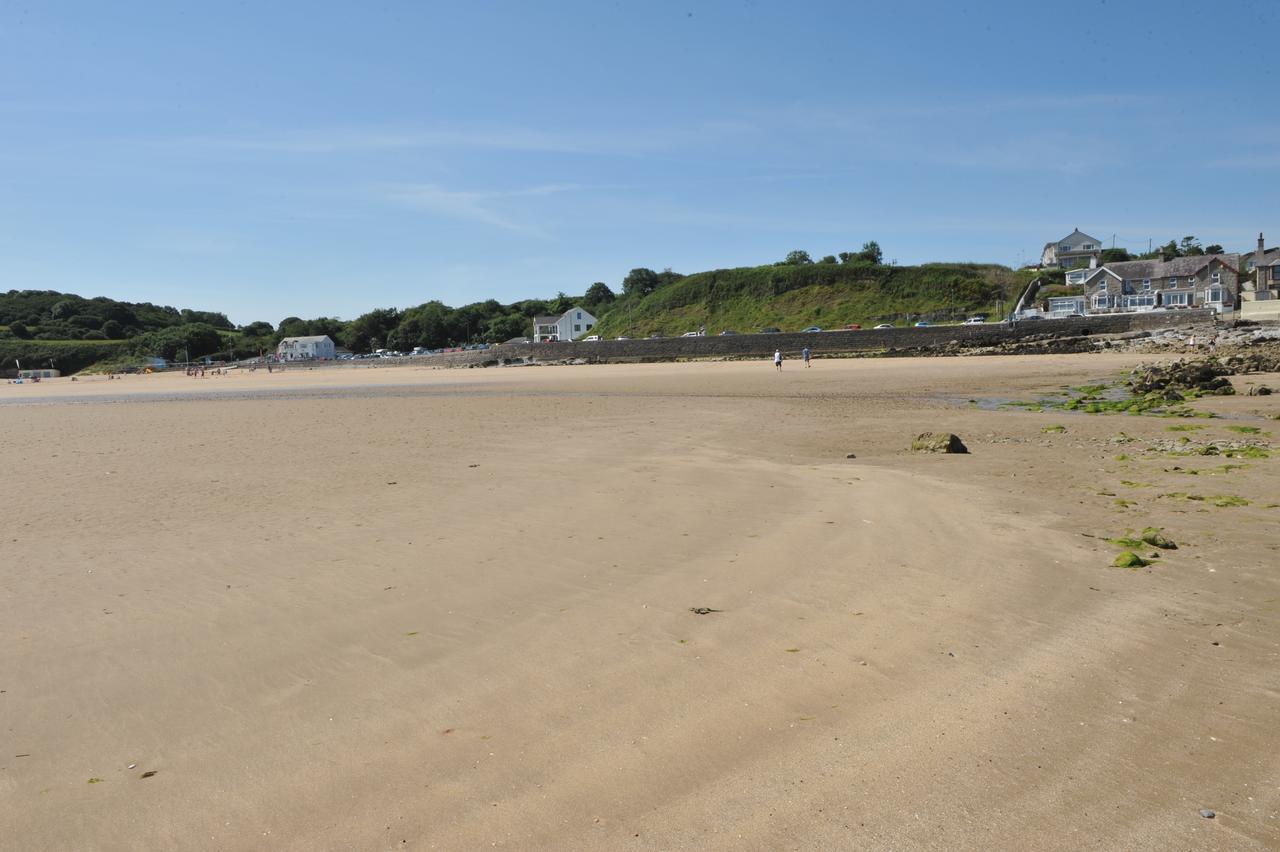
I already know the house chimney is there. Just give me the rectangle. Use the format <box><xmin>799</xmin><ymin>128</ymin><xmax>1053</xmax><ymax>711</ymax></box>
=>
<box><xmin>1258</xmin><ymin>232</ymin><xmax>1267</xmax><ymax>288</ymax></box>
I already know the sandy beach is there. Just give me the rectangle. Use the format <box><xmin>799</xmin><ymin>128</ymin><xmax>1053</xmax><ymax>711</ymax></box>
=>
<box><xmin>2</xmin><ymin>354</ymin><xmax>1278</xmax><ymax>850</ymax></box>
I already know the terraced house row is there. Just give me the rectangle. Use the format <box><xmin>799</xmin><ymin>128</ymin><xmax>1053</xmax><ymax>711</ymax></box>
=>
<box><xmin>1037</xmin><ymin>230</ymin><xmax>1280</xmax><ymax>319</ymax></box>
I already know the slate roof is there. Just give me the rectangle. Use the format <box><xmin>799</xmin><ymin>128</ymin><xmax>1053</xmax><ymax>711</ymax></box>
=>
<box><xmin>533</xmin><ymin>315</ymin><xmax>563</xmax><ymax>325</ymax></box>
<box><xmin>1097</xmin><ymin>254</ymin><xmax>1240</xmax><ymax>281</ymax></box>
<box><xmin>1052</xmin><ymin>228</ymin><xmax>1102</xmax><ymax>248</ymax></box>
<box><xmin>279</xmin><ymin>335</ymin><xmax>333</xmax><ymax>344</ymax></box>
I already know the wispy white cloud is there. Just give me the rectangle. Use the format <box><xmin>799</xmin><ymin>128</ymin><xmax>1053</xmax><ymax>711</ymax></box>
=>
<box><xmin>373</xmin><ymin>182</ymin><xmax>588</xmax><ymax>235</ymax></box>
<box><xmin>1208</xmin><ymin>151</ymin><xmax>1280</xmax><ymax>169</ymax></box>
<box><xmin>152</xmin><ymin>120</ymin><xmax>752</xmax><ymax>158</ymax></box>
<box><xmin>141</xmin><ymin>226</ymin><xmax>241</xmax><ymax>256</ymax></box>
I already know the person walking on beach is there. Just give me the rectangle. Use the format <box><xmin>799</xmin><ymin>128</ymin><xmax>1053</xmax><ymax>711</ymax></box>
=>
<box><xmin>802</xmin><ymin>346</ymin><xmax>811</xmax><ymax>368</ymax></box>
<box><xmin>774</xmin><ymin>349</ymin><xmax>783</xmax><ymax>371</ymax></box>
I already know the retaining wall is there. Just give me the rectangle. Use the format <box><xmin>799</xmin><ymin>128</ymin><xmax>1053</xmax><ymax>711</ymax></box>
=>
<box><xmin>400</xmin><ymin>309</ymin><xmax>1217</xmax><ymax>369</ymax></box>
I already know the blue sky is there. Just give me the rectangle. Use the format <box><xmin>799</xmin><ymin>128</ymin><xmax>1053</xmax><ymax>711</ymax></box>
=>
<box><xmin>2</xmin><ymin>0</ymin><xmax>1275</xmax><ymax>325</ymax></box>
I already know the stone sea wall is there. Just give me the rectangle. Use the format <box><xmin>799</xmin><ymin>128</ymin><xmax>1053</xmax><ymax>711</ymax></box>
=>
<box><xmin>404</xmin><ymin>309</ymin><xmax>1219</xmax><ymax>368</ymax></box>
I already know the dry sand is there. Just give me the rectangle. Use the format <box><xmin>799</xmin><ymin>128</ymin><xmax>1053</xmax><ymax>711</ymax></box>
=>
<box><xmin>2</xmin><ymin>354</ymin><xmax>1278</xmax><ymax>850</ymax></box>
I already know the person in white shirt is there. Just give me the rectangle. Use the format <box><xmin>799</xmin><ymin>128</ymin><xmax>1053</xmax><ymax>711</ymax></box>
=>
<box><xmin>773</xmin><ymin>350</ymin><xmax>782</xmax><ymax>372</ymax></box>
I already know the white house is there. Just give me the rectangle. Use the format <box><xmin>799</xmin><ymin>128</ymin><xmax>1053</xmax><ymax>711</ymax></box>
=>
<box><xmin>276</xmin><ymin>335</ymin><xmax>336</xmax><ymax>361</ymax></box>
<box><xmin>1040</xmin><ymin>229</ymin><xmax>1104</xmax><ymax>269</ymax></box>
<box><xmin>532</xmin><ymin>306</ymin><xmax>598</xmax><ymax>342</ymax></box>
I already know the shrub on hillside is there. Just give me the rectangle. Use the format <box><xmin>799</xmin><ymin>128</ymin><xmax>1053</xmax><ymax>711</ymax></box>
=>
<box><xmin>129</xmin><ymin>323</ymin><xmax>225</xmax><ymax>361</ymax></box>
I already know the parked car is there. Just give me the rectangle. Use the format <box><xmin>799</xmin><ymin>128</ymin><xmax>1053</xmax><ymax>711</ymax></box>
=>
<box><xmin>759</xmin><ymin>327</ymin><xmax>781</xmax><ymax>334</ymax></box>
<box><xmin>914</xmin><ymin>321</ymin><xmax>930</xmax><ymax>327</ymax></box>
<box><xmin>648</xmin><ymin>333</ymin><xmax>664</xmax><ymax>339</ymax></box>
<box><xmin>681</xmin><ymin>331</ymin><xmax>700</xmax><ymax>337</ymax></box>
<box><xmin>963</xmin><ymin>316</ymin><xmax>986</xmax><ymax>325</ymax></box>
<box><xmin>718</xmin><ymin>330</ymin><xmax>738</xmax><ymax>336</ymax></box>
<box><xmin>615</xmin><ymin>336</ymin><xmax>630</xmax><ymax>340</ymax></box>
<box><xmin>874</xmin><ymin>323</ymin><xmax>894</xmax><ymax>329</ymax></box>
<box><xmin>582</xmin><ymin>334</ymin><xmax>601</xmax><ymax>341</ymax></box>
<box><xmin>844</xmin><ymin>323</ymin><xmax>862</xmax><ymax>330</ymax></box>
<box><xmin>801</xmin><ymin>326</ymin><xmax>822</xmax><ymax>333</ymax></box>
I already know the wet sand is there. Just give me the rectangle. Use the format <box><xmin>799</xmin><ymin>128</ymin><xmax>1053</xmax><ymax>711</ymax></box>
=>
<box><xmin>2</xmin><ymin>355</ymin><xmax>1278</xmax><ymax>849</ymax></box>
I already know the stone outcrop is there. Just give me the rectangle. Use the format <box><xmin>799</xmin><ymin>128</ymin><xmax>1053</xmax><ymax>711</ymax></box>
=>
<box><xmin>1128</xmin><ymin>360</ymin><xmax>1235</xmax><ymax>397</ymax></box>
<box><xmin>911</xmin><ymin>433</ymin><xmax>969</xmax><ymax>454</ymax></box>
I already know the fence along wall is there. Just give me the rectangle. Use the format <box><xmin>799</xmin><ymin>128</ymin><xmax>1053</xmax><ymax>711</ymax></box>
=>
<box><xmin>406</xmin><ymin>309</ymin><xmax>1219</xmax><ymax>369</ymax></box>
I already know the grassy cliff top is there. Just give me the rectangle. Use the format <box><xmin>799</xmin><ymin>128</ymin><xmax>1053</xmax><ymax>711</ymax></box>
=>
<box><xmin>592</xmin><ymin>261</ymin><xmax>1032</xmax><ymax>338</ymax></box>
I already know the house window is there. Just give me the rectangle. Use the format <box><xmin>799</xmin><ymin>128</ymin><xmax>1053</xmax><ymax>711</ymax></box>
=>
<box><xmin>1082</xmin><ymin>243</ymin><xmax>1094</xmax><ymax>250</ymax></box>
<box><xmin>1164</xmin><ymin>292</ymin><xmax>1191</xmax><ymax>306</ymax></box>
<box><xmin>1141</xmin><ymin>279</ymin><xmax>1151</xmax><ymax>291</ymax></box>
<box><xmin>1093</xmin><ymin>294</ymin><xmax>1111</xmax><ymax>310</ymax></box>
<box><xmin>574</xmin><ymin>324</ymin><xmax>581</xmax><ymax>332</ymax></box>
<box><xmin>1098</xmin><ymin>281</ymin><xmax>1107</xmax><ymax>293</ymax></box>
<box><xmin>1127</xmin><ymin>294</ymin><xmax>1155</xmax><ymax>308</ymax></box>
<box><xmin>1211</xmin><ymin>271</ymin><xmax>1221</xmax><ymax>284</ymax></box>
<box><xmin>576</xmin><ymin>312</ymin><xmax>582</xmax><ymax>319</ymax></box>
<box><xmin>1207</xmin><ymin>287</ymin><xmax>1224</xmax><ymax>303</ymax></box>
<box><xmin>1168</xmin><ymin>277</ymin><xmax>1178</xmax><ymax>288</ymax></box>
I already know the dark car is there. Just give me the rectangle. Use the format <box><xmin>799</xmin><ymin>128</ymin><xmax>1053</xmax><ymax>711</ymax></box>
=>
<box><xmin>759</xmin><ymin>327</ymin><xmax>781</xmax><ymax>334</ymax></box>
<box><xmin>718</xmin><ymin>330</ymin><xmax>738</xmax><ymax>336</ymax></box>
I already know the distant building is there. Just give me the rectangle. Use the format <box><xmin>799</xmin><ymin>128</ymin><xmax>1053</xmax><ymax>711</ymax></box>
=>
<box><xmin>18</xmin><ymin>368</ymin><xmax>60</xmax><ymax>379</ymax></box>
<box><xmin>276</xmin><ymin>335</ymin><xmax>336</xmax><ymax>361</ymax></box>
<box><xmin>532</xmin><ymin>306</ymin><xmax>598</xmax><ymax>342</ymax></box>
<box><xmin>1242</xmin><ymin>233</ymin><xmax>1280</xmax><ymax>321</ymax></box>
<box><xmin>1243</xmin><ymin>238</ymin><xmax>1279</xmax><ymax>273</ymax></box>
<box><xmin>1081</xmin><ymin>254</ymin><xmax>1240</xmax><ymax>314</ymax></box>
<box><xmin>1040</xmin><ymin>229</ymin><xmax>1104</xmax><ymax>269</ymax></box>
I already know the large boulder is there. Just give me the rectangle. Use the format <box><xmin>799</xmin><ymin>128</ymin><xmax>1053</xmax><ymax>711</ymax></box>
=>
<box><xmin>1128</xmin><ymin>359</ymin><xmax>1236</xmax><ymax>396</ymax></box>
<box><xmin>911</xmin><ymin>432</ymin><xmax>969</xmax><ymax>454</ymax></box>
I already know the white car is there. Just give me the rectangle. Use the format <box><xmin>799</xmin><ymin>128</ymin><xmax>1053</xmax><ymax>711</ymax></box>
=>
<box><xmin>963</xmin><ymin>316</ymin><xmax>986</xmax><ymax>325</ymax></box>
<box><xmin>582</xmin><ymin>335</ymin><xmax>601</xmax><ymax>341</ymax></box>
<box><xmin>681</xmin><ymin>331</ymin><xmax>700</xmax><ymax>337</ymax></box>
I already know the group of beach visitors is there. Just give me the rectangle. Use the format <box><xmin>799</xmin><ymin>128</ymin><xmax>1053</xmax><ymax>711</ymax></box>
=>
<box><xmin>774</xmin><ymin>347</ymin><xmax>812</xmax><ymax>371</ymax></box>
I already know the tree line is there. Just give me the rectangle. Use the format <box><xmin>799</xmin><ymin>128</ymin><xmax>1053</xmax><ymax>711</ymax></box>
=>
<box><xmin>0</xmin><ymin>290</ymin><xmax>233</xmax><ymax>341</ymax></box>
<box><xmin>1096</xmin><ymin>236</ymin><xmax>1228</xmax><ymax>265</ymax></box>
<box><xmin>1</xmin><ymin>242</ymin><xmax>889</xmax><ymax>361</ymax></box>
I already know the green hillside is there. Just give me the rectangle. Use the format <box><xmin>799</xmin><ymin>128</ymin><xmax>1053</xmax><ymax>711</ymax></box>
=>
<box><xmin>592</xmin><ymin>261</ymin><xmax>1033</xmax><ymax>338</ymax></box>
<box><xmin>0</xmin><ymin>338</ymin><xmax>130</xmax><ymax>375</ymax></box>
<box><xmin>2</xmin><ymin>258</ymin><xmax>1041</xmax><ymax>372</ymax></box>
